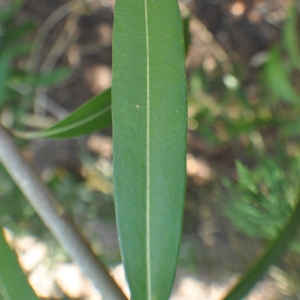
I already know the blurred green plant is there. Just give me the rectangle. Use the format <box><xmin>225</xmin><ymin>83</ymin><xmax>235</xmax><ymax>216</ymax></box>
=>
<box><xmin>0</xmin><ymin>2</ymin><xmax>33</xmax><ymax>108</ymax></box>
<box><xmin>223</xmin><ymin>159</ymin><xmax>300</xmax><ymax>248</ymax></box>
<box><xmin>187</xmin><ymin>5</ymin><xmax>300</xmax><ymax>296</ymax></box>
<box><xmin>189</xmin><ymin>4</ymin><xmax>300</xmax><ymax>152</ymax></box>
<box><xmin>0</xmin><ymin>1</ymin><xmax>71</xmax><ymax>234</ymax></box>
<box><xmin>210</xmin><ymin>5</ymin><xmax>300</xmax><ymax>250</ymax></box>
<box><xmin>0</xmin><ymin>2</ymin><xmax>70</xmax><ymax>128</ymax></box>
<box><xmin>188</xmin><ymin>63</ymin><xmax>276</xmax><ymax>150</ymax></box>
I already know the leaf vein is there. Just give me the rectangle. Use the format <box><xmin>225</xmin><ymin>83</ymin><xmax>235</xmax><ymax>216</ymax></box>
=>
<box><xmin>144</xmin><ymin>0</ymin><xmax>151</xmax><ymax>298</ymax></box>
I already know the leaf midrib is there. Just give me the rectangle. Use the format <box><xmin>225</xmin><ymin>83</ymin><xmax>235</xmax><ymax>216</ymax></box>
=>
<box><xmin>144</xmin><ymin>0</ymin><xmax>151</xmax><ymax>298</ymax></box>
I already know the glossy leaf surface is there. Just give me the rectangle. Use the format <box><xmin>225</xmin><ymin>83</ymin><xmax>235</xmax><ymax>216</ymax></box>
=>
<box><xmin>0</xmin><ymin>229</ymin><xmax>39</xmax><ymax>300</ymax></box>
<box><xmin>112</xmin><ymin>0</ymin><xmax>187</xmax><ymax>299</ymax></box>
<box><xmin>14</xmin><ymin>89</ymin><xmax>111</xmax><ymax>139</ymax></box>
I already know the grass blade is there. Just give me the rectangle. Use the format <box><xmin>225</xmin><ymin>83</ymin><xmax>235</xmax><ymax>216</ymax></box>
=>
<box><xmin>112</xmin><ymin>0</ymin><xmax>187</xmax><ymax>299</ymax></box>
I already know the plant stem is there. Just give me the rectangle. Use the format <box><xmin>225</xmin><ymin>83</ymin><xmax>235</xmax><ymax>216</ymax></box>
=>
<box><xmin>223</xmin><ymin>187</ymin><xmax>300</xmax><ymax>300</ymax></box>
<box><xmin>0</xmin><ymin>125</ymin><xmax>127</xmax><ymax>300</ymax></box>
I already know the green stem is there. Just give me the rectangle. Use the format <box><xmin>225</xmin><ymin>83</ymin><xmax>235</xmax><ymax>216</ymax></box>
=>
<box><xmin>223</xmin><ymin>187</ymin><xmax>300</xmax><ymax>300</ymax></box>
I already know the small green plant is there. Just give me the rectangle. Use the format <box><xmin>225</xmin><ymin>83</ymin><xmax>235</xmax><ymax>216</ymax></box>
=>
<box><xmin>224</xmin><ymin>159</ymin><xmax>300</xmax><ymax>246</ymax></box>
<box><xmin>216</xmin><ymin>4</ymin><xmax>300</xmax><ymax>254</ymax></box>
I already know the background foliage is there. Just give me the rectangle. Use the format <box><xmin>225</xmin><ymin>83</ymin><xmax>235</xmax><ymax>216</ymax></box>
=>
<box><xmin>1</xmin><ymin>0</ymin><xmax>300</xmax><ymax>299</ymax></box>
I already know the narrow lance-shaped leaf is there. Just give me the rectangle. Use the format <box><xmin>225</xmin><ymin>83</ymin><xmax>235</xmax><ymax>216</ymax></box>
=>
<box><xmin>0</xmin><ymin>229</ymin><xmax>39</xmax><ymax>300</ymax></box>
<box><xmin>112</xmin><ymin>0</ymin><xmax>187</xmax><ymax>299</ymax></box>
<box><xmin>14</xmin><ymin>88</ymin><xmax>111</xmax><ymax>139</ymax></box>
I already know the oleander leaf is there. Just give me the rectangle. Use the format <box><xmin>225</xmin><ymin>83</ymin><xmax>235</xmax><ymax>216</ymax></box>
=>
<box><xmin>112</xmin><ymin>0</ymin><xmax>187</xmax><ymax>299</ymax></box>
<box><xmin>14</xmin><ymin>88</ymin><xmax>111</xmax><ymax>139</ymax></box>
<box><xmin>0</xmin><ymin>229</ymin><xmax>39</xmax><ymax>300</ymax></box>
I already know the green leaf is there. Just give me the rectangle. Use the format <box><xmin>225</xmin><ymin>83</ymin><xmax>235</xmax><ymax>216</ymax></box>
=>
<box><xmin>0</xmin><ymin>229</ymin><xmax>39</xmax><ymax>300</ymax></box>
<box><xmin>0</xmin><ymin>22</ymin><xmax>34</xmax><ymax>49</ymax></box>
<box><xmin>25</xmin><ymin>68</ymin><xmax>70</xmax><ymax>87</ymax></box>
<box><xmin>0</xmin><ymin>44</ymin><xmax>31</xmax><ymax>106</ymax></box>
<box><xmin>223</xmin><ymin>187</ymin><xmax>300</xmax><ymax>300</ymax></box>
<box><xmin>0</xmin><ymin>54</ymin><xmax>11</xmax><ymax>106</ymax></box>
<box><xmin>112</xmin><ymin>0</ymin><xmax>187</xmax><ymax>299</ymax></box>
<box><xmin>264</xmin><ymin>47</ymin><xmax>299</xmax><ymax>105</ymax></box>
<box><xmin>235</xmin><ymin>161</ymin><xmax>258</xmax><ymax>194</ymax></box>
<box><xmin>183</xmin><ymin>13</ymin><xmax>191</xmax><ymax>55</ymax></box>
<box><xmin>283</xmin><ymin>5</ymin><xmax>300</xmax><ymax>70</ymax></box>
<box><xmin>0</xmin><ymin>0</ymin><xmax>23</xmax><ymax>24</ymax></box>
<box><xmin>14</xmin><ymin>88</ymin><xmax>111</xmax><ymax>139</ymax></box>
<box><xmin>5</xmin><ymin>43</ymin><xmax>31</xmax><ymax>58</ymax></box>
